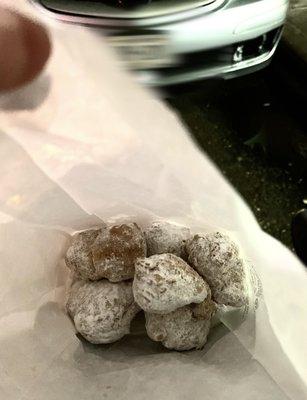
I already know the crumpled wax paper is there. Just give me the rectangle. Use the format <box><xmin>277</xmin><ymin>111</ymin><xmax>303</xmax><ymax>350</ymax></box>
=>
<box><xmin>0</xmin><ymin>2</ymin><xmax>306</xmax><ymax>400</ymax></box>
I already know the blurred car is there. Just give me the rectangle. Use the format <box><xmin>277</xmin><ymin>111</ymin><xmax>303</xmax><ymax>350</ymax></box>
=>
<box><xmin>31</xmin><ymin>0</ymin><xmax>289</xmax><ymax>86</ymax></box>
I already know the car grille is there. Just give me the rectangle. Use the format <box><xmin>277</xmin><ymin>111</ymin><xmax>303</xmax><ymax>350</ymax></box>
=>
<box><xmin>40</xmin><ymin>0</ymin><xmax>217</xmax><ymax>19</ymax></box>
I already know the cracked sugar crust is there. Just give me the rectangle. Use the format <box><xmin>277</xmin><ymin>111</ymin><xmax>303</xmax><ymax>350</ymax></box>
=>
<box><xmin>91</xmin><ymin>223</ymin><xmax>147</xmax><ymax>282</ymax></box>
<box><xmin>66</xmin><ymin>280</ymin><xmax>140</xmax><ymax>344</ymax></box>
<box><xmin>144</xmin><ymin>221</ymin><xmax>191</xmax><ymax>258</ymax></box>
<box><xmin>65</xmin><ymin>228</ymin><xmax>101</xmax><ymax>281</ymax></box>
<box><xmin>65</xmin><ymin>223</ymin><xmax>146</xmax><ymax>282</ymax></box>
<box><xmin>186</xmin><ymin>232</ymin><xmax>247</xmax><ymax>307</ymax></box>
<box><xmin>145</xmin><ymin>296</ymin><xmax>216</xmax><ymax>351</ymax></box>
<box><xmin>133</xmin><ymin>253</ymin><xmax>209</xmax><ymax>314</ymax></box>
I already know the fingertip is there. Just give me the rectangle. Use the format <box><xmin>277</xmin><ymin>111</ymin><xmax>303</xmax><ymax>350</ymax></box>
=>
<box><xmin>22</xmin><ymin>13</ymin><xmax>51</xmax><ymax>87</ymax></box>
<box><xmin>0</xmin><ymin>8</ymin><xmax>51</xmax><ymax>92</ymax></box>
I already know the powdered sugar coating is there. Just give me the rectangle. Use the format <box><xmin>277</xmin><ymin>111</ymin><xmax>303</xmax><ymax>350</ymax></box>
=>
<box><xmin>133</xmin><ymin>253</ymin><xmax>208</xmax><ymax>314</ymax></box>
<box><xmin>66</xmin><ymin>279</ymin><xmax>89</xmax><ymax>317</ymax></box>
<box><xmin>145</xmin><ymin>221</ymin><xmax>191</xmax><ymax>258</ymax></box>
<box><xmin>67</xmin><ymin>280</ymin><xmax>140</xmax><ymax>344</ymax></box>
<box><xmin>145</xmin><ymin>295</ymin><xmax>215</xmax><ymax>351</ymax></box>
<box><xmin>65</xmin><ymin>229</ymin><xmax>101</xmax><ymax>281</ymax></box>
<box><xmin>91</xmin><ymin>223</ymin><xmax>146</xmax><ymax>282</ymax></box>
<box><xmin>186</xmin><ymin>232</ymin><xmax>247</xmax><ymax>307</ymax></box>
<box><xmin>65</xmin><ymin>223</ymin><xmax>146</xmax><ymax>282</ymax></box>
<box><xmin>191</xmin><ymin>288</ymin><xmax>217</xmax><ymax>320</ymax></box>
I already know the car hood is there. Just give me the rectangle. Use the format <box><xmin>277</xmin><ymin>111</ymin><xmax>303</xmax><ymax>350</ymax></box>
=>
<box><xmin>40</xmin><ymin>0</ymin><xmax>216</xmax><ymax>19</ymax></box>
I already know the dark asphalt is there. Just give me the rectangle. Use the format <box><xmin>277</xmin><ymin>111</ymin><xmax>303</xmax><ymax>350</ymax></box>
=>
<box><xmin>167</xmin><ymin>46</ymin><xmax>307</xmax><ymax>252</ymax></box>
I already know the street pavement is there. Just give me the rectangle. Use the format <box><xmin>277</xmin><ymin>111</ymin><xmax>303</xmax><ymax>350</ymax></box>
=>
<box><xmin>284</xmin><ymin>0</ymin><xmax>307</xmax><ymax>65</ymax></box>
<box><xmin>168</xmin><ymin>9</ymin><xmax>307</xmax><ymax>251</ymax></box>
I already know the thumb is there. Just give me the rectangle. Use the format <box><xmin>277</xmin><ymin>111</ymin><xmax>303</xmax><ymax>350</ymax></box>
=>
<box><xmin>0</xmin><ymin>8</ymin><xmax>51</xmax><ymax>92</ymax></box>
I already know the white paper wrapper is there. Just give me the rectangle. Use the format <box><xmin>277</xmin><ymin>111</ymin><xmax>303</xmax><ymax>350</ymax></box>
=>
<box><xmin>0</xmin><ymin>2</ymin><xmax>307</xmax><ymax>400</ymax></box>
